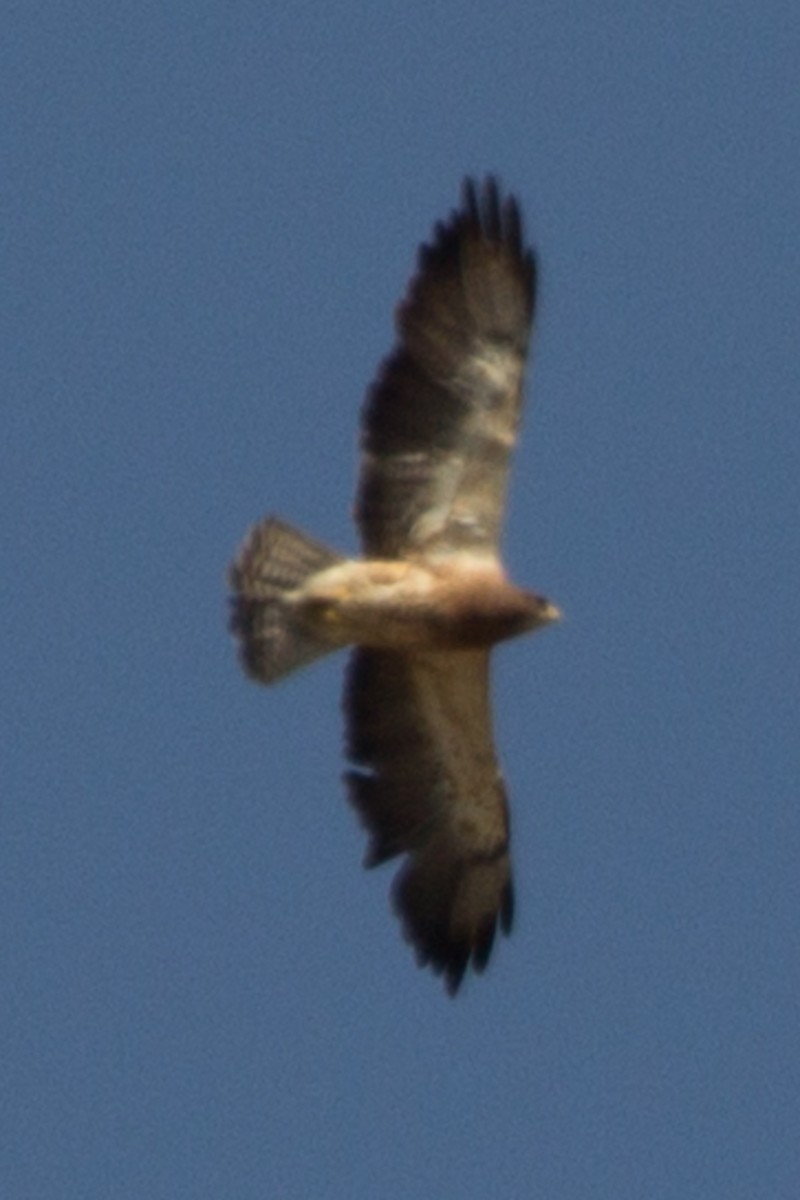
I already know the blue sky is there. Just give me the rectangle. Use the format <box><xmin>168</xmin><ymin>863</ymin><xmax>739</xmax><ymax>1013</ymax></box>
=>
<box><xmin>4</xmin><ymin>3</ymin><xmax>799</xmax><ymax>1197</ymax></box>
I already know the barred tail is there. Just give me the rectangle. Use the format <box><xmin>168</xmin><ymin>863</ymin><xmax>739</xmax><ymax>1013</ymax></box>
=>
<box><xmin>229</xmin><ymin>517</ymin><xmax>345</xmax><ymax>684</ymax></box>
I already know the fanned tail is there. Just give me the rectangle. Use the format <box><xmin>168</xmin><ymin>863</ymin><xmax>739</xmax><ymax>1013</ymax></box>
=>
<box><xmin>229</xmin><ymin>517</ymin><xmax>344</xmax><ymax>684</ymax></box>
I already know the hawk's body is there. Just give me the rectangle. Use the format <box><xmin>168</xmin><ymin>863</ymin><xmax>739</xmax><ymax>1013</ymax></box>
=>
<box><xmin>292</xmin><ymin>554</ymin><xmax>547</xmax><ymax>650</ymax></box>
<box><xmin>229</xmin><ymin>178</ymin><xmax>559</xmax><ymax>993</ymax></box>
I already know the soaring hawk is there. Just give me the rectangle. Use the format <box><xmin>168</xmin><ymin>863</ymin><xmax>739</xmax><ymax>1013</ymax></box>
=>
<box><xmin>229</xmin><ymin>177</ymin><xmax>559</xmax><ymax>994</ymax></box>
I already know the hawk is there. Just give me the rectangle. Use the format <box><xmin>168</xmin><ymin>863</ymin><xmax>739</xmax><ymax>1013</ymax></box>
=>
<box><xmin>229</xmin><ymin>177</ymin><xmax>560</xmax><ymax>994</ymax></box>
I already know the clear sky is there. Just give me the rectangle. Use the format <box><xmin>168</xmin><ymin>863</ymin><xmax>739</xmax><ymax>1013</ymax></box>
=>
<box><xmin>4</xmin><ymin>3</ymin><xmax>799</xmax><ymax>1197</ymax></box>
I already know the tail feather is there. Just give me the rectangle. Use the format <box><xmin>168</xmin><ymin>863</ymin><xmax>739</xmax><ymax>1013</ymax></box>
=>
<box><xmin>229</xmin><ymin>517</ymin><xmax>344</xmax><ymax>684</ymax></box>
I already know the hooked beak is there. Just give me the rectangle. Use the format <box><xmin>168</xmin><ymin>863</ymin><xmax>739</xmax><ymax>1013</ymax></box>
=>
<box><xmin>540</xmin><ymin>600</ymin><xmax>562</xmax><ymax>625</ymax></box>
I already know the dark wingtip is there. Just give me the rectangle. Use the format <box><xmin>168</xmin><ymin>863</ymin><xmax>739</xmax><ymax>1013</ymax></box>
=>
<box><xmin>451</xmin><ymin>174</ymin><xmax>537</xmax><ymax>311</ymax></box>
<box><xmin>391</xmin><ymin>862</ymin><xmax>513</xmax><ymax>998</ymax></box>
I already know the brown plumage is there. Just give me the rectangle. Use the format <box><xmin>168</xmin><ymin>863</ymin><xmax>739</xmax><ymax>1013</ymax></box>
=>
<box><xmin>229</xmin><ymin>177</ymin><xmax>559</xmax><ymax>994</ymax></box>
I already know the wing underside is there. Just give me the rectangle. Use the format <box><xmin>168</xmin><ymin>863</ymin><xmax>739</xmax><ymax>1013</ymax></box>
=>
<box><xmin>344</xmin><ymin>647</ymin><xmax>514</xmax><ymax>993</ymax></box>
<box><xmin>356</xmin><ymin>176</ymin><xmax>537</xmax><ymax>561</ymax></box>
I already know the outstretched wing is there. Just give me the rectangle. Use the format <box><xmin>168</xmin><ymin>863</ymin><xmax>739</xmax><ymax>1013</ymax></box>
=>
<box><xmin>344</xmin><ymin>648</ymin><xmax>513</xmax><ymax>994</ymax></box>
<box><xmin>356</xmin><ymin>176</ymin><xmax>537</xmax><ymax>561</ymax></box>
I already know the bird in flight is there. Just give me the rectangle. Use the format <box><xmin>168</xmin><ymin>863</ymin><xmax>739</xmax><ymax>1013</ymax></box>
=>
<box><xmin>229</xmin><ymin>177</ymin><xmax>560</xmax><ymax>994</ymax></box>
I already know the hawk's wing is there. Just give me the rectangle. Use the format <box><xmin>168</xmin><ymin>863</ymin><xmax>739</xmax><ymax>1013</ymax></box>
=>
<box><xmin>345</xmin><ymin>647</ymin><xmax>513</xmax><ymax>994</ymax></box>
<box><xmin>355</xmin><ymin>176</ymin><xmax>536</xmax><ymax>561</ymax></box>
